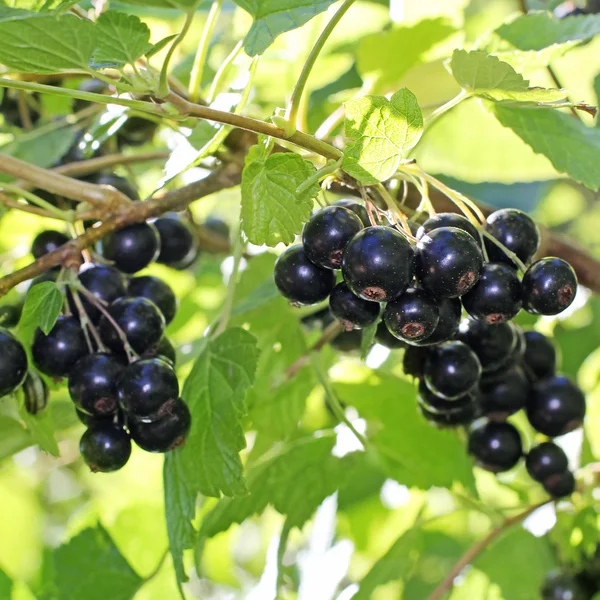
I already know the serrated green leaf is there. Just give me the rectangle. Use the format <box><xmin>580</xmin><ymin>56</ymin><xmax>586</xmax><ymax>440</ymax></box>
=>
<box><xmin>241</xmin><ymin>153</ymin><xmax>318</xmax><ymax>246</ymax></box>
<box><xmin>92</xmin><ymin>11</ymin><xmax>152</xmax><ymax>68</ymax></box>
<box><xmin>342</xmin><ymin>88</ymin><xmax>423</xmax><ymax>185</ymax></box>
<box><xmin>19</xmin><ymin>281</ymin><xmax>63</xmax><ymax>335</ymax></box>
<box><xmin>493</xmin><ymin>102</ymin><xmax>600</xmax><ymax>190</ymax></box>
<box><xmin>449</xmin><ymin>50</ymin><xmax>567</xmax><ymax>102</ymax></box>
<box><xmin>233</xmin><ymin>0</ymin><xmax>337</xmax><ymax>56</ymax></box>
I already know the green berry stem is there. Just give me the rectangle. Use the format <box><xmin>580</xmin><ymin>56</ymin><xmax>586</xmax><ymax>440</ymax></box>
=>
<box><xmin>208</xmin><ymin>40</ymin><xmax>244</xmax><ymax>103</ymax></box>
<box><xmin>424</xmin><ymin>90</ymin><xmax>468</xmax><ymax>128</ymax></box>
<box><xmin>0</xmin><ymin>181</ymin><xmax>74</xmax><ymax>222</ymax></box>
<box><xmin>276</xmin><ymin>517</ymin><xmax>292</xmax><ymax>596</ymax></box>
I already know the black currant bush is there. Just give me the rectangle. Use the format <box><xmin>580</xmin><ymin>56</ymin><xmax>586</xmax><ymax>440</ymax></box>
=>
<box><xmin>0</xmin><ymin>1</ymin><xmax>600</xmax><ymax>599</ymax></box>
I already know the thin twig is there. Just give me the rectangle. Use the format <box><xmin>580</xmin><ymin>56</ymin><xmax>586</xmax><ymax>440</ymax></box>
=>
<box><xmin>276</xmin><ymin>518</ymin><xmax>292</xmax><ymax>597</ymax></box>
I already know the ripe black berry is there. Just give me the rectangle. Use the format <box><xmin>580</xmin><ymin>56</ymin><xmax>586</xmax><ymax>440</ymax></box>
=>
<box><xmin>374</xmin><ymin>321</ymin><xmax>407</xmax><ymax>349</ymax></box>
<box><xmin>543</xmin><ymin>470</ymin><xmax>576</xmax><ymax>498</ymax></box>
<box><xmin>68</xmin><ymin>354</ymin><xmax>124</xmax><ymax>417</ymax></box>
<box><xmin>541</xmin><ymin>571</ymin><xmax>587</xmax><ymax>600</ymax></box>
<box><xmin>128</xmin><ymin>398</ymin><xmax>191</xmax><ymax>452</ymax></box>
<box><xmin>80</xmin><ymin>424</ymin><xmax>132</xmax><ymax>472</ymax></box>
<box><xmin>332</xmin><ymin>199</ymin><xmax>370</xmax><ymax>227</ymax></box>
<box><xmin>94</xmin><ymin>173</ymin><xmax>140</xmax><ymax>200</ymax></box>
<box><xmin>76</xmin><ymin>407</ymin><xmax>124</xmax><ymax>428</ymax></box>
<box><xmin>468</xmin><ymin>419</ymin><xmax>522</xmax><ymax>472</ymax></box>
<box><xmin>479</xmin><ymin>365</ymin><xmax>529</xmax><ymax>419</ymax></box>
<box><xmin>461</xmin><ymin>263</ymin><xmax>522</xmax><ymax>324</ymax></box>
<box><xmin>384</xmin><ymin>288</ymin><xmax>439</xmax><ymax>343</ymax></box>
<box><xmin>274</xmin><ymin>245</ymin><xmax>336</xmax><ymax>306</ymax></box>
<box><xmin>32</xmin><ymin>316</ymin><xmax>88</xmax><ymax>378</ymax></box>
<box><xmin>485</xmin><ymin>208</ymin><xmax>540</xmax><ymax>266</ymax></box>
<box><xmin>98</xmin><ymin>297</ymin><xmax>165</xmax><ymax>355</ymax></box>
<box><xmin>526</xmin><ymin>442</ymin><xmax>569</xmax><ymax>483</ymax></box>
<box><xmin>403</xmin><ymin>346</ymin><xmax>429</xmax><ymax>378</ymax></box>
<box><xmin>423</xmin><ymin>341</ymin><xmax>482</xmax><ymax>399</ymax></box>
<box><xmin>522</xmin><ymin>258</ymin><xmax>577</xmax><ymax>316</ymax></box>
<box><xmin>99</xmin><ymin>222</ymin><xmax>161</xmax><ymax>274</ymax></box>
<box><xmin>78</xmin><ymin>265</ymin><xmax>128</xmax><ymax>322</ymax></box>
<box><xmin>342</xmin><ymin>226</ymin><xmax>414</xmax><ymax>302</ymax></box>
<box><xmin>303</xmin><ymin>206</ymin><xmax>363</xmax><ymax>269</ymax></box>
<box><xmin>128</xmin><ymin>276</ymin><xmax>177</xmax><ymax>325</ymax></box>
<box><xmin>117</xmin><ymin>116</ymin><xmax>158</xmax><ymax>147</ymax></box>
<box><xmin>419</xmin><ymin>401</ymin><xmax>477</xmax><ymax>428</ymax></box>
<box><xmin>415</xmin><ymin>227</ymin><xmax>483</xmax><ymax>298</ymax></box>
<box><xmin>0</xmin><ymin>328</ymin><xmax>28</xmax><ymax>397</ymax></box>
<box><xmin>117</xmin><ymin>358</ymin><xmax>179</xmax><ymax>419</ymax></box>
<box><xmin>416</xmin><ymin>213</ymin><xmax>480</xmax><ymax>243</ymax></box>
<box><xmin>153</xmin><ymin>216</ymin><xmax>197</xmax><ymax>268</ymax></box>
<box><xmin>527</xmin><ymin>375</ymin><xmax>586</xmax><ymax>437</ymax></box>
<box><xmin>31</xmin><ymin>230</ymin><xmax>69</xmax><ymax>259</ymax></box>
<box><xmin>413</xmin><ymin>297</ymin><xmax>462</xmax><ymax>347</ymax></box>
<box><xmin>523</xmin><ymin>331</ymin><xmax>557</xmax><ymax>380</ymax></box>
<box><xmin>456</xmin><ymin>318</ymin><xmax>517</xmax><ymax>372</ymax></box>
<box><xmin>142</xmin><ymin>336</ymin><xmax>177</xmax><ymax>366</ymax></box>
<box><xmin>329</xmin><ymin>282</ymin><xmax>380</xmax><ymax>330</ymax></box>
<box><xmin>418</xmin><ymin>379</ymin><xmax>476</xmax><ymax>415</ymax></box>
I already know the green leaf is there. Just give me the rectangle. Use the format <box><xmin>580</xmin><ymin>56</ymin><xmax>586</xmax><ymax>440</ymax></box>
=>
<box><xmin>19</xmin><ymin>281</ymin><xmax>63</xmax><ymax>335</ymax></box>
<box><xmin>92</xmin><ymin>11</ymin><xmax>152</xmax><ymax>68</ymax></box>
<box><xmin>114</xmin><ymin>0</ymin><xmax>198</xmax><ymax>7</ymax></box>
<box><xmin>360</xmin><ymin>322</ymin><xmax>377</xmax><ymax>359</ymax></box>
<box><xmin>145</xmin><ymin>34</ymin><xmax>178</xmax><ymax>59</ymax></box>
<box><xmin>0</xmin><ymin>568</ymin><xmax>12</xmax><ymax>599</ymax></box>
<box><xmin>37</xmin><ymin>524</ymin><xmax>143</xmax><ymax>600</ymax></box>
<box><xmin>493</xmin><ymin>102</ymin><xmax>600</xmax><ymax>190</ymax></box>
<box><xmin>357</xmin><ymin>19</ymin><xmax>456</xmax><ymax>92</ymax></box>
<box><xmin>233</xmin><ymin>0</ymin><xmax>338</xmax><ymax>56</ymax></box>
<box><xmin>342</xmin><ymin>88</ymin><xmax>423</xmax><ymax>185</ymax></box>
<box><xmin>18</xmin><ymin>388</ymin><xmax>59</xmax><ymax>457</ymax></box>
<box><xmin>449</xmin><ymin>50</ymin><xmax>566</xmax><ymax>102</ymax></box>
<box><xmin>241</xmin><ymin>153</ymin><xmax>318</xmax><ymax>246</ymax></box>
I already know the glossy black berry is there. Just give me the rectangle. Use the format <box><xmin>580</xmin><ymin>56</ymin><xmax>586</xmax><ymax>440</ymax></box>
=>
<box><xmin>415</xmin><ymin>227</ymin><xmax>483</xmax><ymax>298</ymax></box>
<box><xmin>523</xmin><ymin>331</ymin><xmax>557</xmax><ymax>380</ymax></box>
<box><xmin>129</xmin><ymin>398</ymin><xmax>191</xmax><ymax>452</ymax></box>
<box><xmin>99</xmin><ymin>222</ymin><xmax>161</xmax><ymax>274</ymax></box>
<box><xmin>541</xmin><ymin>571</ymin><xmax>588</xmax><ymax>600</ymax></box>
<box><xmin>0</xmin><ymin>304</ymin><xmax>22</xmax><ymax>328</ymax></box>
<box><xmin>117</xmin><ymin>358</ymin><xmax>179</xmax><ymax>419</ymax></box>
<box><xmin>68</xmin><ymin>354</ymin><xmax>124</xmax><ymax>417</ymax></box>
<box><xmin>32</xmin><ymin>316</ymin><xmax>88</xmax><ymax>378</ymax></box>
<box><xmin>461</xmin><ymin>262</ymin><xmax>522</xmax><ymax>324</ymax></box>
<box><xmin>526</xmin><ymin>442</ymin><xmax>569</xmax><ymax>483</ymax></box>
<box><xmin>117</xmin><ymin>116</ymin><xmax>158</xmax><ymax>147</ymax></box>
<box><xmin>418</xmin><ymin>379</ymin><xmax>476</xmax><ymax>415</ymax></box>
<box><xmin>419</xmin><ymin>401</ymin><xmax>477</xmax><ymax>428</ymax></box>
<box><xmin>384</xmin><ymin>288</ymin><xmax>439</xmax><ymax>343</ymax></box>
<box><xmin>80</xmin><ymin>424</ymin><xmax>132</xmax><ymax>472</ymax></box>
<box><xmin>485</xmin><ymin>208</ymin><xmax>540</xmax><ymax>266</ymax></box>
<box><xmin>332</xmin><ymin>199</ymin><xmax>370</xmax><ymax>227</ymax></box>
<box><xmin>274</xmin><ymin>245</ymin><xmax>336</xmax><ymax>306</ymax></box>
<box><xmin>456</xmin><ymin>318</ymin><xmax>517</xmax><ymax>372</ymax></box>
<box><xmin>94</xmin><ymin>173</ymin><xmax>139</xmax><ymax>200</ymax></box>
<box><xmin>78</xmin><ymin>265</ymin><xmax>128</xmax><ymax>322</ymax></box>
<box><xmin>329</xmin><ymin>282</ymin><xmax>380</xmax><ymax>330</ymax></box>
<box><xmin>153</xmin><ymin>216</ymin><xmax>197</xmax><ymax>268</ymax></box>
<box><xmin>412</xmin><ymin>297</ymin><xmax>462</xmax><ymax>347</ymax></box>
<box><xmin>128</xmin><ymin>275</ymin><xmax>177</xmax><ymax>325</ymax></box>
<box><xmin>468</xmin><ymin>419</ymin><xmax>522</xmax><ymax>473</ymax></box>
<box><xmin>76</xmin><ymin>407</ymin><xmax>124</xmax><ymax>428</ymax></box>
<box><xmin>522</xmin><ymin>258</ymin><xmax>577</xmax><ymax>316</ymax></box>
<box><xmin>479</xmin><ymin>365</ymin><xmax>529</xmax><ymax>419</ymax></box>
<box><xmin>0</xmin><ymin>328</ymin><xmax>28</xmax><ymax>397</ymax></box>
<box><xmin>31</xmin><ymin>230</ymin><xmax>69</xmax><ymax>259</ymax></box>
<box><xmin>303</xmin><ymin>206</ymin><xmax>363</xmax><ymax>270</ymax></box>
<box><xmin>342</xmin><ymin>226</ymin><xmax>414</xmax><ymax>302</ymax></box>
<box><xmin>142</xmin><ymin>336</ymin><xmax>177</xmax><ymax>366</ymax></box>
<box><xmin>527</xmin><ymin>375</ymin><xmax>586</xmax><ymax>437</ymax></box>
<box><xmin>98</xmin><ymin>297</ymin><xmax>165</xmax><ymax>355</ymax></box>
<box><xmin>543</xmin><ymin>470</ymin><xmax>576</xmax><ymax>498</ymax></box>
<box><xmin>417</xmin><ymin>213</ymin><xmax>480</xmax><ymax>243</ymax></box>
<box><xmin>374</xmin><ymin>321</ymin><xmax>407</xmax><ymax>349</ymax></box>
<box><xmin>402</xmin><ymin>346</ymin><xmax>429</xmax><ymax>378</ymax></box>
<box><xmin>424</xmin><ymin>341</ymin><xmax>482</xmax><ymax>399</ymax></box>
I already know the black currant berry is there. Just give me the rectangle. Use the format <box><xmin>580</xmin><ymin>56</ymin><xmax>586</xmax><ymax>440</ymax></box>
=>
<box><xmin>525</xmin><ymin>442</ymin><xmax>569</xmax><ymax>483</ymax></box>
<box><xmin>468</xmin><ymin>419</ymin><xmax>523</xmax><ymax>472</ymax></box>
<box><xmin>142</xmin><ymin>336</ymin><xmax>177</xmax><ymax>366</ymax></box>
<box><xmin>342</xmin><ymin>226</ymin><xmax>414</xmax><ymax>302</ymax></box>
<box><xmin>274</xmin><ymin>245</ymin><xmax>336</xmax><ymax>306</ymax></box>
<box><xmin>76</xmin><ymin>407</ymin><xmax>124</xmax><ymax>428</ymax></box>
<box><xmin>31</xmin><ymin>230</ymin><xmax>69</xmax><ymax>259</ymax></box>
<box><xmin>523</xmin><ymin>331</ymin><xmax>557</xmax><ymax>380</ymax></box>
<box><xmin>78</xmin><ymin>265</ymin><xmax>128</xmax><ymax>322</ymax></box>
<box><xmin>522</xmin><ymin>258</ymin><xmax>577</xmax><ymax>316</ymax></box>
<box><xmin>418</xmin><ymin>379</ymin><xmax>476</xmax><ymax>415</ymax></box>
<box><xmin>384</xmin><ymin>288</ymin><xmax>439</xmax><ymax>343</ymax></box>
<box><xmin>302</xmin><ymin>206</ymin><xmax>363</xmax><ymax>269</ymax></box>
<box><xmin>403</xmin><ymin>346</ymin><xmax>430</xmax><ymax>378</ymax></box>
<box><xmin>80</xmin><ymin>424</ymin><xmax>132</xmax><ymax>472</ymax></box>
<box><xmin>423</xmin><ymin>341</ymin><xmax>482</xmax><ymax>399</ymax></box>
<box><xmin>374</xmin><ymin>321</ymin><xmax>407</xmax><ymax>349</ymax></box>
<box><xmin>419</xmin><ymin>401</ymin><xmax>477</xmax><ymax>428</ymax></box>
<box><xmin>332</xmin><ymin>199</ymin><xmax>370</xmax><ymax>227</ymax></box>
<box><xmin>95</xmin><ymin>173</ymin><xmax>140</xmax><ymax>200</ymax></box>
<box><xmin>99</xmin><ymin>222</ymin><xmax>161</xmax><ymax>274</ymax></box>
<box><xmin>0</xmin><ymin>304</ymin><xmax>22</xmax><ymax>328</ymax></box>
<box><xmin>417</xmin><ymin>213</ymin><xmax>480</xmax><ymax>243</ymax></box>
<box><xmin>68</xmin><ymin>353</ymin><xmax>124</xmax><ymax>417</ymax></box>
<box><xmin>543</xmin><ymin>470</ymin><xmax>576</xmax><ymax>498</ymax></box>
<box><xmin>117</xmin><ymin>358</ymin><xmax>179</xmax><ymax>419</ymax></box>
<box><xmin>0</xmin><ymin>328</ymin><xmax>28</xmax><ymax>397</ymax></box>
<box><xmin>128</xmin><ymin>276</ymin><xmax>177</xmax><ymax>325</ymax></box>
<box><xmin>128</xmin><ymin>398</ymin><xmax>191</xmax><ymax>452</ymax></box>
<box><xmin>153</xmin><ymin>216</ymin><xmax>197</xmax><ymax>268</ymax></box>
<box><xmin>98</xmin><ymin>297</ymin><xmax>165</xmax><ymax>355</ymax></box>
<box><xmin>456</xmin><ymin>318</ymin><xmax>517</xmax><ymax>372</ymax></box>
<box><xmin>527</xmin><ymin>375</ymin><xmax>586</xmax><ymax>437</ymax></box>
<box><xmin>412</xmin><ymin>297</ymin><xmax>462</xmax><ymax>347</ymax></box>
<box><xmin>479</xmin><ymin>365</ymin><xmax>529</xmax><ymax>420</ymax></box>
<box><xmin>541</xmin><ymin>571</ymin><xmax>588</xmax><ymax>600</ymax></box>
<box><xmin>117</xmin><ymin>116</ymin><xmax>158</xmax><ymax>147</ymax></box>
<box><xmin>415</xmin><ymin>227</ymin><xmax>483</xmax><ymax>298</ymax></box>
<box><xmin>329</xmin><ymin>282</ymin><xmax>380</xmax><ymax>330</ymax></box>
<box><xmin>485</xmin><ymin>208</ymin><xmax>540</xmax><ymax>266</ymax></box>
<box><xmin>461</xmin><ymin>263</ymin><xmax>522</xmax><ymax>324</ymax></box>
<box><xmin>32</xmin><ymin>316</ymin><xmax>88</xmax><ymax>378</ymax></box>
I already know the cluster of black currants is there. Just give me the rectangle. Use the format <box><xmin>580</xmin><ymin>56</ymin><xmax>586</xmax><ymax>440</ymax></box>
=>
<box><xmin>275</xmin><ymin>200</ymin><xmax>583</xmax><ymax>498</ymax></box>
